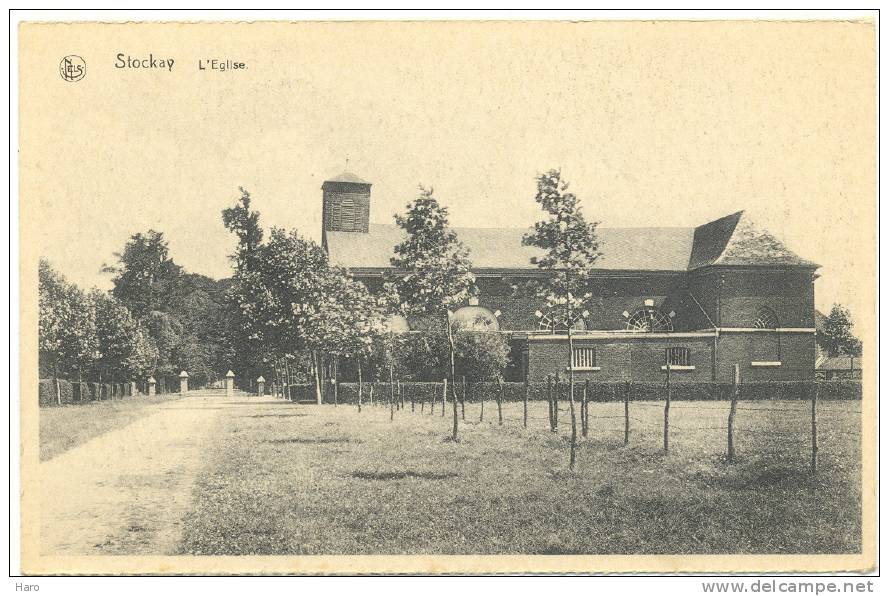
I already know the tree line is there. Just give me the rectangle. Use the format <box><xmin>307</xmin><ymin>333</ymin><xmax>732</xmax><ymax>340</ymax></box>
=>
<box><xmin>39</xmin><ymin>231</ymin><xmax>232</xmax><ymax>387</ymax></box>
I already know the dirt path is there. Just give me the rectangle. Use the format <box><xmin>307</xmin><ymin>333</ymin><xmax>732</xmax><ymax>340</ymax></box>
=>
<box><xmin>39</xmin><ymin>391</ymin><xmax>281</xmax><ymax>555</ymax></box>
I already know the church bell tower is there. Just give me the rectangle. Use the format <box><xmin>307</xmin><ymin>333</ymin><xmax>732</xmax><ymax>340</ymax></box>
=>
<box><xmin>321</xmin><ymin>172</ymin><xmax>371</xmax><ymax>249</ymax></box>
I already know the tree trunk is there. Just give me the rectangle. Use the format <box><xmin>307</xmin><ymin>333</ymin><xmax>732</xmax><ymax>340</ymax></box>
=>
<box><xmin>389</xmin><ymin>364</ymin><xmax>395</xmax><ymax>422</ymax></box>
<box><xmin>445</xmin><ymin>311</ymin><xmax>459</xmax><ymax>441</ymax></box>
<box><xmin>581</xmin><ymin>379</ymin><xmax>589</xmax><ymax>438</ymax></box>
<box><xmin>496</xmin><ymin>378</ymin><xmax>503</xmax><ymax>425</ymax></box>
<box><xmin>53</xmin><ymin>361</ymin><xmax>61</xmax><ymax>406</ymax></box>
<box><xmin>567</xmin><ymin>328</ymin><xmax>578</xmax><ymax>470</ymax></box>
<box><xmin>333</xmin><ymin>356</ymin><xmax>339</xmax><ymax>407</ymax></box>
<box><xmin>357</xmin><ymin>357</ymin><xmax>363</xmax><ymax>413</ymax></box>
<box><xmin>312</xmin><ymin>352</ymin><xmax>322</xmax><ymax>405</ymax></box>
<box><xmin>479</xmin><ymin>382</ymin><xmax>485</xmax><ymax>422</ymax></box>
<box><xmin>461</xmin><ymin>376</ymin><xmax>466</xmax><ymax>421</ymax></box>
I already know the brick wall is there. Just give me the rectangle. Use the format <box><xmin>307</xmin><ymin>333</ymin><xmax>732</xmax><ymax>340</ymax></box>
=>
<box><xmin>527</xmin><ymin>336</ymin><xmax>715</xmax><ymax>382</ymax></box>
<box><xmin>690</xmin><ymin>267</ymin><xmax>815</xmax><ymax>328</ymax></box>
<box><xmin>716</xmin><ymin>332</ymin><xmax>816</xmax><ymax>382</ymax></box>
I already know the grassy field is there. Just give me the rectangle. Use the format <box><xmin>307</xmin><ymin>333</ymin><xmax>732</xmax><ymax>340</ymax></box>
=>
<box><xmin>39</xmin><ymin>393</ymin><xmax>184</xmax><ymax>461</ymax></box>
<box><xmin>176</xmin><ymin>396</ymin><xmax>861</xmax><ymax>555</ymax></box>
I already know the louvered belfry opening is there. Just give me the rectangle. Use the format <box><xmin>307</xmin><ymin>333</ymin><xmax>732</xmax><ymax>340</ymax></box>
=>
<box><xmin>322</xmin><ymin>173</ymin><xmax>371</xmax><ymax>235</ymax></box>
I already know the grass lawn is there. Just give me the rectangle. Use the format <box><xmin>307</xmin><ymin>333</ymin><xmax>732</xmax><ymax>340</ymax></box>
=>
<box><xmin>40</xmin><ymin>394</ymin><xmax>184</xmax><ymax>461</ymax></box>
<box><xmin>177</xmin><ymin>396</ymin><xmax>861</xmax><ymax>555</ymax></box>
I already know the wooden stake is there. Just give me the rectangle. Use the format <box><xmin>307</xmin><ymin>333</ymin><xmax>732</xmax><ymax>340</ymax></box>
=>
<box><xmin>624</xmin><ymin>380</ymin><xmax>630</xmax><ymax>445</ymax></box>
<box><xmin>461</xmin><ymin>376</ymin><xmax>466</xmax><ymax>421</ymax></box>
<box><xmin>727</xmin><ymin>364</ymin><xmax>740</xmax><ymax>462</ymax></box>
<box><xmin>523</xmin><ymin>378</ymin><xmax>529</xmax><ymax>429</ymax></box>
<box><xmin>547</xmin><ymin>375</ymin><xmax>553</xmax><ymax>431</ymax></box>
<box><xmin>664</xmin><ymin>363</ymin><xmax>671</xmax><ymax>454</ymax></box>
<box><xmin>811</xmin><ymin>382</ymin><xmax>818</xmax><ymax>474</ymax></box>
<box><xmin>441</xmin><ymin>378</ymin><xmax>447</xmax><ymax>417</ymax></box>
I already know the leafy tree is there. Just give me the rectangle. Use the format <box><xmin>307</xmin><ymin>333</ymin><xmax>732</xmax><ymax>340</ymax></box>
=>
<box><xmin>522</xmin><ymin>169</ymin><xmax>601</xmax><ymax>469</ymax></box>
<box><xmin>817</xmin><ymin>304</ymin><xmax>862</xmax><ymax>358</ymax></box>
<box><xmin>391</xmin><ymin>186</ymin><xmax>475</xmax><ymax>441</ymax></box>
<box><xmin>91</xmin><ymin>290</ymin><xmax>157</xmax><ymax>381</ymax></box>
<box><xmin>104</xmin><ymin>230</ymin><xmax>183</xmax><ymax>319</ymax></box>
<box><xmin>38</xmin><ymin>259</ymin><xmax>98</xmax><ymax>381</ymax></box>
<box><xmin>222</xmin><ymin>187</ymin><xmax>264</xmax><ymax>266</ymax></box>
<box><xmin>454</xmin><ymin>329</ymin><xmax>510</xmax><ymax>383</ymax></box>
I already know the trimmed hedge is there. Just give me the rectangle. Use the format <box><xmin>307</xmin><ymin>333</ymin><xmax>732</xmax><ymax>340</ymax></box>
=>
<box><xmin>285</xmin><ymin>379</ymin><xmax>862</xmax><ymax>404</ymax></box>
<box><xmin>37</xmin><ymin>376</ymin><xmax>181</xmax><ymax>407</ymax></box>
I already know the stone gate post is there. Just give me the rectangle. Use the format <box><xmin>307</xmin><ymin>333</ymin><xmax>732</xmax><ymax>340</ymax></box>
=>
<box><xmin>179</xmin><ymin>370</ymin><xmax>189</xmax><ymax>394</ymax></box>
<box><xmin>148</xmin><ymin>376</ymin><xmax>156</xmax><ymax>396</ymax></box>
<box><xmin>256</xmin><ymin>375</ymin><xmax>265</xmax><ymax>396</ymax></box>
<box><xmin>225</xmin><ymin>370</ymin><xmax>235</xmax><ymax>397</ymax></box>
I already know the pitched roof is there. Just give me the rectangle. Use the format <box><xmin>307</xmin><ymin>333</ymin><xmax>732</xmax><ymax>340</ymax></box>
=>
<box><xmin>327</xmin><ymin>223</ymin><xmax>696</xmax><ymax>271</ymax></box>
<box><xmin>326</xmin><ymin>211</ymin><xmax>817</xmax><ymax>273</ymax></box>
<box><xmin>688</xmin><ymin>211</ymin><xmax>817</xmax><ymax>269</ymax></box>
<box><xmin>324</xmin><ymin>171</ymin><xmax>370</xmax><ymax>185</ymax></box>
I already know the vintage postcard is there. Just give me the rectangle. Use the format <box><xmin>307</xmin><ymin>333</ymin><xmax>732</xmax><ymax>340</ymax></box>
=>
<box><xmin>17</xmin><ymin>17</ymin><xmax>877</xmax><ymax>575</ymax></box>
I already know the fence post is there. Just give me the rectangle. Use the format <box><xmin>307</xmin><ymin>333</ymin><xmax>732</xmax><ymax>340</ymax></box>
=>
<box><xmin>624</xmin><ymin>381</ymin><xmax>630</xmax><ymax>445</ymax></box>
<box><xmin>546</xmin><ymin>375</ymin><xmax>553</xmax><ymax>431</ymax></box>
<box><xmin>811</xmin><ymin>381</ymin><xmax>818</xmax><ymax>475</ymax></box>
<box><xmin>523</xmin><ymin>377</ymin><xmax>529</xmax><ymax>429</ymax></box>
<box><xmin>663</xmin><ymin>363</ymin><xmax>671</xmax><ymax>454</ymax></box>
<box><xmin>727</xmin><ymin>364</ymin><xmax>739</xmax><ymax>463</ymax></box>
<box><xmin>442</xmin><ymin>378</ymin><xmax>448</xmax><ymax>417</ymax></box>
<box><xmin>461</xmin><ymin>376</ymin><xmax>466</xmax><ymax>421</ymax></box>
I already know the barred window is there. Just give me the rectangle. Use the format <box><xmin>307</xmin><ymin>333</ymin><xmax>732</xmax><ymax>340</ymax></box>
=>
<box><xmin>665</xmin><ymin>347</ymin><xmax>691</xmax><ymax>367</ymax></box>
<box><xmin>572</xmin><ymin>347</ymin><xmax>597</xmax><ymax>369</ymax></box>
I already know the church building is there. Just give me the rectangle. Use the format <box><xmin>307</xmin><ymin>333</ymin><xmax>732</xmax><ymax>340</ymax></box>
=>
<box><xmin>321</xmin><ymin>172</ymin><xmax>819</xmax><ymax>382</ymax></box>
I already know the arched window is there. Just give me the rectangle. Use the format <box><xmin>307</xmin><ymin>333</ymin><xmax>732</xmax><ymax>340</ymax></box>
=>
<box><xmin>625</xmin><ymin>308</ymin><xmax>674</xmax><ymax>332</ymax></box>
<box><xmin>451</xmin><ymin>306</ymin><xmax>500</xmax><ymax>331</ymax></box>
<box><xmin>752</xmin><ymin>307</ymin><xmax>779</xmax><ymax>330</ymax></box>
<box><xmin>383</xmin><ymin>314</ymin><xmax>410</xmax><ymax>334</ymax></box>
<box><xmin>538</xmin><ymin>310</ymin><xmax>586</xmax><ymax>334</ymax></box>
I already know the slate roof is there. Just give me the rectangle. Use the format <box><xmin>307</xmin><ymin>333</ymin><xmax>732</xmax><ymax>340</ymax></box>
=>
<box><xmin>323</xmin><ymin>172</ymin><xmax>371</xmax><ymax>185</ymax></box>
<box><xmin>687</xmin><ymin>211</ymin><xmax>817</xmax><ymax>269</ymax></box>
<box><xmin>326</xmin><ymin>211</ymin><xmax>817</xmax><ymax>272</ymax></box>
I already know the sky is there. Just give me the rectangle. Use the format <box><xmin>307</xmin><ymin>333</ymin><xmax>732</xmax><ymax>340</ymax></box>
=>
<box><xmin>20</xmin><ymin>20</ymin><xmax>876</xmax><ymax>325</ymax></box>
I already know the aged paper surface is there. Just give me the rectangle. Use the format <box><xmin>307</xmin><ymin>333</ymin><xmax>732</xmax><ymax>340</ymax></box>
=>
<box><xmin>18</xmin><ymin>19</ymin><xmax>876</xmax><ymax>575</ymax></box>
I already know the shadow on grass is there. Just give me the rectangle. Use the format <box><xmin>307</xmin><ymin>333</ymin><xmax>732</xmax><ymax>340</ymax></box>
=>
<box><xmin>351</xmin><ymin>470</ymin><xmax>458</xmax><ymax>481</ymax></box>
<box><xmin>243</xmin><ymin>413</ymin><xmax>308</xmax><ymax>418</ymax></box>
<box><xmin>264</xmin><ymin>437</ymin><xmax>354</xmax><ymax>444</ymax></box>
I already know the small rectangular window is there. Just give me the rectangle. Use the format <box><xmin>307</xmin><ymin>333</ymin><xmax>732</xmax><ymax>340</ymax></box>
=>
<box><xmin>572</xmin><ymin>347</ymin><xmax>597</xmax><ymax>369</ymax></box>
<box><xmin>665</xmin><ymin>347</ymin><xmax>691</xmax><ymax>367</ymax></box>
